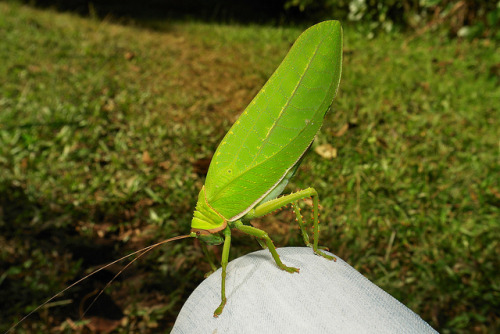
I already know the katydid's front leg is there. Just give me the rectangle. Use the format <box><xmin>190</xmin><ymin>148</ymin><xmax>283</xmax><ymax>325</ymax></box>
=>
<box><xmin>214</xmin><ymin>226</ymin><xmax>231</xmax><ymax>317</ymax></box>
<box><xmin>246</xmin><ymin>187</ymin><xmax>336</xmax><ymax>261</ymax></box>
<box><xmin>201</xmin><ymin>242</ymin><xmax>218</xmax><ymax>277</ymax></box>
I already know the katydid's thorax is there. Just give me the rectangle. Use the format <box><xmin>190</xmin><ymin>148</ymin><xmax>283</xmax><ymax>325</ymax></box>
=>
<box><xmin>191</xmin><ymin>186</ymin><xmax>227</xmax><ymax>233</ymax></box>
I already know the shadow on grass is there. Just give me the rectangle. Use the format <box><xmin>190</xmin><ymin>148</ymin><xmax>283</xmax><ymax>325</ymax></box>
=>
<box><xmin>20</xmin><ymin>0</ymin><xmax>297</xmax><ymax>25</ymax></box>
<box><xmin>0</xmin><ymin>183</ymin><xmax>129</xmax><ymax>331</ymax></box>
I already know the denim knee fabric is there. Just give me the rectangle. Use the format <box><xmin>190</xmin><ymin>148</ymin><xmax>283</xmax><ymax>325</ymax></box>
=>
<box><xmin>173</xmin><ymin>247</ymin><xmax>437</xmax><ymax>334</ymax></box>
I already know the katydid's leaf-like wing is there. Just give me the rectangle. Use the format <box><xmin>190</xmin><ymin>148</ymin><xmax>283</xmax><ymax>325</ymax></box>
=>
<box><xmin>205</xmin><ymin>21</ymin><xmax>342</xmax><ymax>220</ymax></box>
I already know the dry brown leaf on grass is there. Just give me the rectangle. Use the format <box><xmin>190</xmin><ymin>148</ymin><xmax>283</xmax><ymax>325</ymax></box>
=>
<box><xmin>124</xmin><ymin>51</ymin><xmax>135</xmax><ymax>60</ymax></box>
<box><xmin>334</xmin><ymin>123</ymin><xmax>349</xmax><ymax>137</ymax></box>
<box><xmin>315</xmin><ymin>144</ymin><xmax>337</xmax><ymax>160</ymax></box>
<box><xmin>142</xmin><ymin>151</ymin><xmax>153</xmax><ymax>165</ymax></box>
<box><xmin>159</xmin><ymin>160</ymin><xmax>172</xmax><ymax>170</ymax></box>
<box><xmin>85</xmin><ymin>316</ymin><xmax>122</xmax><ymax>334</ymax></box>
<box><xmin>302</xmin><ymin>197</ymin><xmax>323</xmax><ymax>210</ymax></box>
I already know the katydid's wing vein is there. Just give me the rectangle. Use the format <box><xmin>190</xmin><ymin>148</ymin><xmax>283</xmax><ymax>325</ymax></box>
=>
<box><xmin>250</xmin><ymin>30</ymin><xmax>329</xmax><ymax>164</ymax></box>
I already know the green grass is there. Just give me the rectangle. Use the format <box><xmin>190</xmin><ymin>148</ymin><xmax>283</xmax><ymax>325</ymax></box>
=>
<box><xmin>1</xmin><ymin>1</ymin><xmax>499</xmax><ymax>333</ymax></box>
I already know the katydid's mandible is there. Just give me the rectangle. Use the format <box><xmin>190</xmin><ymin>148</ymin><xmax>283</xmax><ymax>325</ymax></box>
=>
<box><xmin>191</xmin><ymin>20</ymin><xmax>343</xmax><ymax>317</ymax></box>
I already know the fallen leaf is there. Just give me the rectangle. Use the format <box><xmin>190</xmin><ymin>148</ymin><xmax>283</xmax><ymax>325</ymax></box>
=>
<box><xmin>303</xmin><ymin>198</ymin><xmax>323</xmax><ymax>209</ymax></box>
<box><xmin>489</xmin><ymin>187</ymin><xmax>500</xmax><ymax>200</ymax></box>
<box><xmin>85</xmin><ymin>316</ymin><xmax>121</xmax><ymax>333</ymax></box>
<box><xmin>334</xmin><ymin>123</ymin><xmax>349</xmax><ymax>137</ymax></box>
<box><xmin>103</xmin><ymin>99</ymin><xmax>115</xmax><ymax>112</ymax></box>
<box><xmin>20</xmin><ymin>157</ymin><xmax>28</xmax><ymax>169</ymax></box>
<box><xmin>124</xmin><ymin>51</ymin><xmax>135</xmax><ymax>60</ymax></box>
<box><xmin>315</xmin><ymin>144</ymin><xmax>337</xmax><ymax>160</ymax></box>
<box><xmin>469</xmin><ymin>189</ymin><xmax>478</xmax><ymax>203</ymax></box>
<box><xmin>159</xmin><ymin>160</ymin><xmax>171</xmax><ymax>170</ymax></box>
<box><xmin>142</xmin><ymin>151</ymin><xmax>153</xmax><ymax>165</ymax></box>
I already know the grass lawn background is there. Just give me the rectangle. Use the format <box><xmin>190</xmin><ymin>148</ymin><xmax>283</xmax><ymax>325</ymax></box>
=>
<box><xmin>1</xmin><ymin>1</ymin><xmax>499</xmax><ymax>333</ymax></box>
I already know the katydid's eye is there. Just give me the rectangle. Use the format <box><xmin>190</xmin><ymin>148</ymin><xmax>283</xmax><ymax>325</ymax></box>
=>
<box><xmin>196</xmin><ymin>231</ymin><xmax>201</xmax><ymax>236</ymax></box>
<box><xmin>227</xmin><ymin>169</ymin><xmax>232</xmax><ymax>174</ymax></box>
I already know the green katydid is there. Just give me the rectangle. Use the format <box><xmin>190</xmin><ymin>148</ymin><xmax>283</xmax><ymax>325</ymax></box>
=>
<box><xmin>190</xmin><ymin>19</ymin><xmax>343</xmax><ymax>316</ymax></box>
<box><xmin>8</xmin><ymin>20</ymin><xmax>342</xmax><ymax>331</ymax></box>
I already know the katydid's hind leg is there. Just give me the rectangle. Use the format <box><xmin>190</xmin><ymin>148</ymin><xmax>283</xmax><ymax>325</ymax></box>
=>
<box><xmin>255</xmin><ymin>236</ymin><xmax>268</xmax><ymax>249</ymax></box>
<box><xmin>214</xmin><ymin>227</ymin><xmax>231</xmax><ymax>317</ymax></box>
<box><xmin>233</xmin><ymin>221</ymin><xmax>299</xmax><ymax>274</ymax></box>
<box><xmin>246</xmin><ymin>187</ymin><xmax>336</xmax><ymax>261</ymax></box>
<box><xmin>293</xmin><ymin>201</ymin><xmax>328</xmax><ymax>251</ymax></box>
<box><xmin>292</xmin><ymin>201</ymin><xmax>312</xmax><ymax>247</ymax></box>
<box><xmin>308</xmin><ymin>190</ymin><xmax>336</xmax><ymax>261</ymax></box>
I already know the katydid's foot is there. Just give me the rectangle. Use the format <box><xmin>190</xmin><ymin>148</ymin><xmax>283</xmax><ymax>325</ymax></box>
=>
<box><xmin>314</xmin><ymin>249</ymin><xmax>336</xmax><ymax>261</ymax></box>
<box><xmin>204</xmin><ymin>270</ymin><xmax>215</xmax><ymax>278</ymax></box>
<box><xmin>306</xmin><ymin>243</ymin><xmax>328</xmax><ymax>251</ymax></box>
<box><xmin>214</xmin><ymin>298</ymin><xmax>227</xmax><ymax>317</ymax></box>
<box><xmin>282</xmin><ymin>265</ymin><xmax>300</xmax><ymax>273</ymax></box>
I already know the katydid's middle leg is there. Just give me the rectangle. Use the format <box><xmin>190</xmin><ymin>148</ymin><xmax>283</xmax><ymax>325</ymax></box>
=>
<box><xmin>232</xmin><ymin>220</ymin><xmax>299</xmax><ymax>273</ymax></box>
<box><xmin>201</xmin><ymin>242</ymin><xmax>217</xmax><ymax>278</ymax></box>
<box><xmin>245</xmin><ymin>187</ymin><xmax>336</xmax><ymax>261</ymax></box>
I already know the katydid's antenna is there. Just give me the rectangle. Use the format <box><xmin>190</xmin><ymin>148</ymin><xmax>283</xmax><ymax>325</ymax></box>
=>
<box><xmin>6</xmin><ymin>233</ymin><xmax>195</xmax><ymax>334</ymax></box>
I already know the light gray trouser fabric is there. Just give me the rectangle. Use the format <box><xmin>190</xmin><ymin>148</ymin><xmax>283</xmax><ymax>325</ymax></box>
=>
<box><xmin>173</xmin><ymin>247</ymin><xmax>438</xmax><ymax>334</ymax></box>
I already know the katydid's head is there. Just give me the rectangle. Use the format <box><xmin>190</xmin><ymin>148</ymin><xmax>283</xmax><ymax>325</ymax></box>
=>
<box><xmin>192</xmin><ymin>229</ymin><xmax>224</xmax><ymax>245</ymax></box>
<box><xmin>191</xmin><ymin>186</ymin><xmax>227</xmax><ymax>234</ymax></box>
